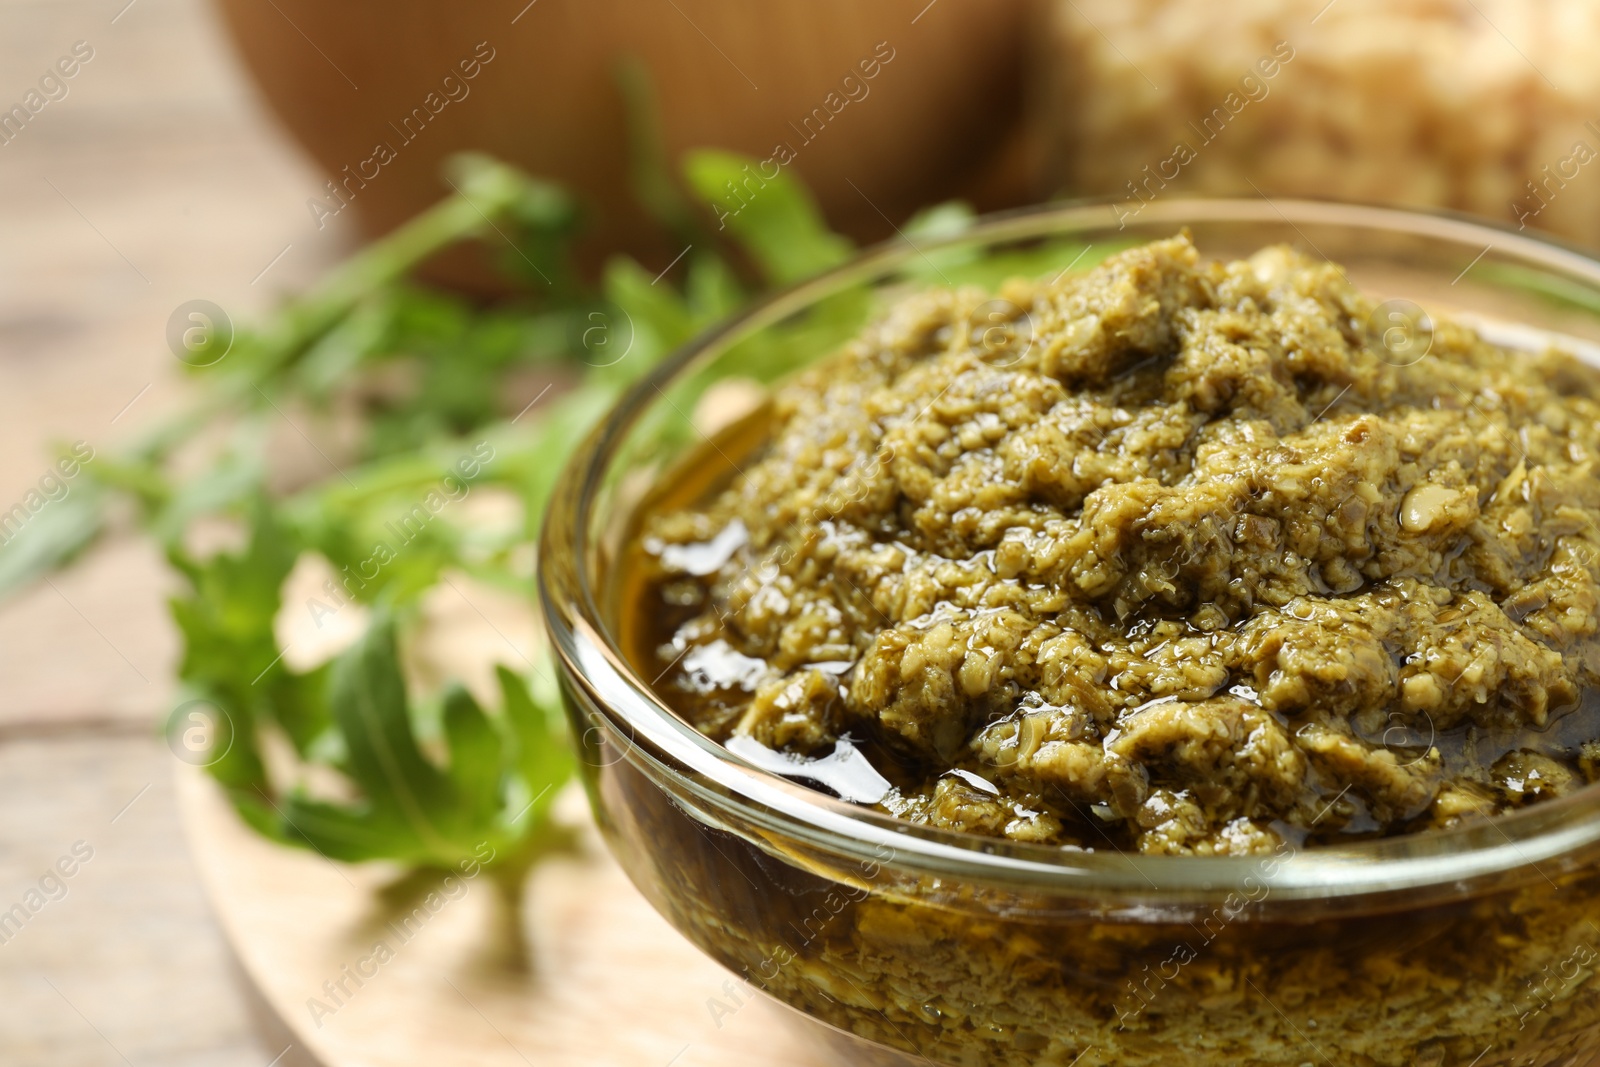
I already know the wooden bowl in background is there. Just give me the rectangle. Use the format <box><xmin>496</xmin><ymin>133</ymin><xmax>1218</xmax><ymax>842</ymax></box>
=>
<box><xmin>212</xmin><ymin>0</ymin><xmax>1039</xmax><ymax>281</ymax></box>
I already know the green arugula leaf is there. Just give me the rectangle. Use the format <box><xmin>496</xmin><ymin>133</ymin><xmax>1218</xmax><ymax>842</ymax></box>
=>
<box><xmin>616</xmin><ymin>57</ymin><xmax>705</xmax><ymax>248</ymax></box>
<box><xmin>682</xmin><ymin>149</ymin><xmax>854</xmax><ymax>287</ymax></box>
<box><xmin>442</xmin><ymin>683</ymin><xmax>504</xmax><ymax>825</ymax></box>
<box><xmin>496</xmin><ymin>664</ymin><xmax>572</xmax><ymax>831</ymax></box>
<box><xmin>600</xmin><ymin>256</ymin><xmax>695</xmax><ymax>368</ymax></box>
<box><xmin>0</xmin><ymin>482</ymin><xmax>106</xmax><ymax>600</ymax></box>
<box><xmin>277</xmin><ymin>795</ymin><xmax>412</xmax><ymax>863</ymax></box>
<box><xmin>1477</xmin><ymin>261</ymin><xmax>1600</xmax><ymax>319</ymax></box>
<box><xmin>328</xmin><ymin>609</ymin><xmax>461</xmax><ymax>859</ymax></box>
<box><xmin>7</xmin><ymin>139</ymin><xmax>908</xmax><ymax>899</ymax></box>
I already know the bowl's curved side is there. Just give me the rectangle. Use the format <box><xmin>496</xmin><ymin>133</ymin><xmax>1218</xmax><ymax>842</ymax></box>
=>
<box><xmin>540</xmin><ymin>198</ymin><xmax>1600</xmax><ymax>1066</ymax></box>
<box><xmin>541</xmin><ymin>196</ymin><xmax>1600</xmax><ymax>898</ymax></box>
<box><xmin>561</xmin><ymin>671</ymin><xmax>1600</xmax><ymax>1067</ymax></box>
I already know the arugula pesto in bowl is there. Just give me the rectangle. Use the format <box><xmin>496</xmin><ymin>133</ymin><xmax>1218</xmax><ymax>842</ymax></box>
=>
<box><xmin>543</xmin><ymin>202</ymin><xmax>1600</xmax><ymax>1067</ymax></box>
<box><xmin>628</xmin><ymin>233</ymin><xmax>1600</xmax><ymax>855</ymax></box>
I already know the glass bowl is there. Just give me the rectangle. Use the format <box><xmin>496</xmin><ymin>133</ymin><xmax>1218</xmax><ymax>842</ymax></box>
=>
<box><xmin>539</xmin><ymin>199</ymin><xmax>1600</xmax><ymax>1067</ymax></box>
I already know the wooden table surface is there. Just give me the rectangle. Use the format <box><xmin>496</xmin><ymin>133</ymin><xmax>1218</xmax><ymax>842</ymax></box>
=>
<box><xmin>0</xmin><ymin>0</ymin><xmax>357</xmax><ymax>1062</ymax></box>
<box><xmin>179</xmin><ymin>771</ymin><xmax>837</xmax><ymax>1067</ymax></box>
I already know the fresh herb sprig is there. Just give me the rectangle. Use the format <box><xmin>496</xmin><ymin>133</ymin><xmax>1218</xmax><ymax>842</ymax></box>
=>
<box><xmin>10</xmin><ymin>109</ymin><xmax>1133</xmax><ymax>899</ymax></box>
<box><xmin>9</xmin><ymin>142</ymin><xmax>903</xmax><ymax>893</ymax></box>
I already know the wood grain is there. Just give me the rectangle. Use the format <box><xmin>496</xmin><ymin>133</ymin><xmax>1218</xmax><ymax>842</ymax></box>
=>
<box><xmin>177</xmin><ymin>767</ymin><xmax>837</xmax><ymax>1067</ymax></box>
<box><xmin>0</xmin><ymin>736</ymin><xmax>265</xmax><ymax>1067</ymax></box>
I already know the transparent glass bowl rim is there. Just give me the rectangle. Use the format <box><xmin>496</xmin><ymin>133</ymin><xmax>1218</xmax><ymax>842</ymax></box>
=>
<box><xmin>540</xmin><ymin>196</ymin><xmax>1600</xmax><ymax>899</ymax></box>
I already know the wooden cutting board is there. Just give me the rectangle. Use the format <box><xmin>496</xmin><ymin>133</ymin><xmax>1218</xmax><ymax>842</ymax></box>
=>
<box><xmin>175</xmin><ymin>766</ymin><xmax>832</xmax><ymax>1067</ymax></box>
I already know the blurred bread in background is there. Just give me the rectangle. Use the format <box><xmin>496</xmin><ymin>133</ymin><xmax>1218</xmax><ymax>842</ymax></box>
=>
<box><xmin>1042</xmin><ymin>0</ymin><xmax>1600</xmax><ymax>243</ymax></box>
